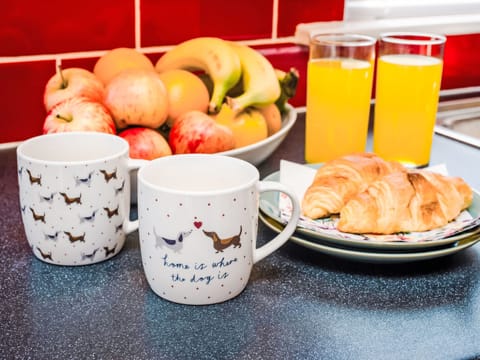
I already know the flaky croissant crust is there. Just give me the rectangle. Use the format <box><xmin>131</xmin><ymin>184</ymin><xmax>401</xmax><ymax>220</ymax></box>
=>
<box><xmin>337</xmin><ymin>170</ymin><xmax>473</xmax><ymax>234</ymax></box>
<box><xmin>302</xmin><ymin>153</ymin><xmax>405</xmax><ymax>219</ymax></box>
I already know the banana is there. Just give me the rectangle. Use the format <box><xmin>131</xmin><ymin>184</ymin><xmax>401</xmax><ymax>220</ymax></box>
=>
<box><xmin>155</xmin><ymin>37</ymin><xmax>241</xmax><ymax>114</ymax></box>
<box><xmin>199</xmin><ymin>67</ymin><xmax>300</xmax><ymax>115</ymax></box>
<box><xmin>226</xmin><ymin>43</ymin><xmax>281</xmax><ymax>112</ymax></box>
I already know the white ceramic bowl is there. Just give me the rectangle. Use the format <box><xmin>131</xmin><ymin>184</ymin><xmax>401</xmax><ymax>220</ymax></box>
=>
<box><xmin>130</xmin><ymin>104</ymin><xmax>297</xmax><ymax>203</ymax></box>
<box><xmin>217</xmin><ymin>104</ymin><xmax>297</xmax><ymax>166</ymax></box>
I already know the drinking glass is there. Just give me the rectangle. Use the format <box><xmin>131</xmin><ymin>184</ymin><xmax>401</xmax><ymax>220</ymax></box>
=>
<box><xmin>373</xmin><ymin>32</ymin><xmax>446</xmax><ymax>167</ymax></box>
<box><xmin>305</xmin><ymin>33</ymin><xmax>376</xmax><ymax>163</ymax></box>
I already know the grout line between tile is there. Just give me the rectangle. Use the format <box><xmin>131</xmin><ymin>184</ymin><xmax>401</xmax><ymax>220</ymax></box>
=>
<box><xmin>135</xmin><ymin>0</ymin><xmax>141</xmax><ymax>48</ymax></box>
<box><xmin>0</xmin><ymin>37</ymin><xmax>299</xmax><ymax>65</ymax></box>
<box><xmin>272</xmin><ymin>0</ymin><xmax>279</xmax><ymax>39</ymax></box>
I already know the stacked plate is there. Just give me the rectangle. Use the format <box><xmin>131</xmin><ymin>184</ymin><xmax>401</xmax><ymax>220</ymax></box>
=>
<box><xmin>259</xmin><ymin>169</ymin><xmax>480</xmax><ymax>264</ymax></box>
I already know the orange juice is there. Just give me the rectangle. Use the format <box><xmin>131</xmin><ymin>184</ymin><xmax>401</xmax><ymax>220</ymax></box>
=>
<box><xmin>305</xmin><ymin>58</ymin><xmax>373</xmax><ymax>163</ymax></box>
<box><xmin>373</xmin><ymin>54</ymin><xmax>443</xmax><ymax>167</ymax></box>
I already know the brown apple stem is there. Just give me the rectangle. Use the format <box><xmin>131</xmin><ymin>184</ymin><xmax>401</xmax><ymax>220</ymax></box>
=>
<box><xmin>55</xmin><ymin>114</ymin><xmax>73</xmax><ymax>123</ymax></box>
<box><xmin>57</xmin><ymin>64</ymin><xmax>68</xmax><ymax>89</ymax></box>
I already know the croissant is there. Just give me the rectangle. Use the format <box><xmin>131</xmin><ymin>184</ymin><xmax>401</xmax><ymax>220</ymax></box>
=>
<box><xmin>337</xmin><ymin>170</ymin><xmax>473</xmax><ymax>234</ymax></box>
<box><xmin>302</xmin><ymin>153</ymin><xmax>405</xmax><ymax>219</ymax></box>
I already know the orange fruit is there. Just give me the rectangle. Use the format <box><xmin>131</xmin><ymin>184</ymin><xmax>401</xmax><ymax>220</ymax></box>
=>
<box><xmin>158</xmin><ymin>69</ymin><xmax>210</xmax><ymax>126</ymax></box>
<box><xmin>93</xmin><ymin>47</ymin><xmax>154</xmax><ymax>85</ymax></box>
<box><xmin>215</xmin><ymin>104</ymin><xmax>268</xmax><ymax>148</ymax></box>
<box><xmin>257</xmin><ymin>103</ymin><xmax>282</xmax><ymax>136</ymax></box>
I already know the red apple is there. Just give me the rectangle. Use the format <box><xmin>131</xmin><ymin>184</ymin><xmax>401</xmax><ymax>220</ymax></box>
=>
<box><xmin>104</xmin><ymin>68</ymin><xmax>169</xmax><ymax>129</ymax></box>
<box><xmin>43</xmin><ymin>97</ymin><xmax>116</xmax><ymax>134</ymax></box>
<box><xmin>169</xmin><ymin>111</ymin><xmax>235</xmax><ymax>154</ymax></box>
<box><xmin>118</xmin><ymin>127</ymin><xmax>172</xmax><ymax>160</ymax></box>
<box><xmin>43</xmin><ymin>66</ymin><xmax>104</xmax><ymax>112</ymax></box>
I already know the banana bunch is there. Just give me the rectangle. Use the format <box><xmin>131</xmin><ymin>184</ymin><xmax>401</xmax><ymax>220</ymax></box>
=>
<box><xmin>155</xmin><ymin>37</ymin><xmax>241</xmax><ymax>114</ymax></box>
<box><xmin>155</xmin><ymin>37</ymin><xmax>295</xmax><ymax>114</ymax></box>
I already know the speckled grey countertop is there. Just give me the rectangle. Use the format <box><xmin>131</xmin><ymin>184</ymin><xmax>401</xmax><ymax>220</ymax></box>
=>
<box><xmin>1</xmin><ymin>113</ymin><xmax>480</xmax><ymax>360</ymax></box>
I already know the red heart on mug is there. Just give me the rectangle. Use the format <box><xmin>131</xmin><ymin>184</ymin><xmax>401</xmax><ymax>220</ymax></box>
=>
<box><xmin>194</xmin><ymin>221</ymin><xmax>202</xmax><ymax>229</ymax></box>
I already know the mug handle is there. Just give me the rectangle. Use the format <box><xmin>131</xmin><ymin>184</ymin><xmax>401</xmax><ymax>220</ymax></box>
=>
<box><xmin>123</xmin><ymin>159</ymin><xmax>149</xmax><ymax>234</ymax></box>
<box><xmin>253</xmin><ymin>180</ymin><xmax>300</xmax><ymax>263</ymax></box>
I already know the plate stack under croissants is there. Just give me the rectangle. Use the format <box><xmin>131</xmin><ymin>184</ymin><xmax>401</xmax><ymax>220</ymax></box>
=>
<box><xmin>302</xmin><ymin>152</ymin><xmax>473</xmax><ymax>235</ymax></box>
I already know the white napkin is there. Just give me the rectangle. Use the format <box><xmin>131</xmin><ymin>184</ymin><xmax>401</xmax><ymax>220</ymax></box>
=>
<box><xmin>279</xmin><ymin>160</ymin><xmax>316</xmax><ymax>204</ymax></box>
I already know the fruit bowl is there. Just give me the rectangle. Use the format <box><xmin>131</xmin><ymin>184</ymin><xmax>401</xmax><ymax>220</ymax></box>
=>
<box><xmin>217</xmin><ymin>104</ymin><xmax>297</xmax><ymax>166</ymax></box>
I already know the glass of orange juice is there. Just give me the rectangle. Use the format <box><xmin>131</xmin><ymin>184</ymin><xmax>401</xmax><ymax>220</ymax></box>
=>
<box><xmin>373</xmin><ymin>32</ymin><xmax>446</xmax><ymax>168</ymax></box>
<box><xmin>305</xmin><ymin>34</ymin><xmax>376</xmax><ymax>163</ymax></box>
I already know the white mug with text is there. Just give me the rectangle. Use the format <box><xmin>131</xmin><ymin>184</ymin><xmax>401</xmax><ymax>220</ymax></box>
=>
<box><xmin>137</xmin><ymin>154</ymin><xmax>301</xmax><ymax>305</ymax></box>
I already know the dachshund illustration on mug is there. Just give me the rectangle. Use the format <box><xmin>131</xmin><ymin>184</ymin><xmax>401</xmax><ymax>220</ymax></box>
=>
<box><xmin>29</xmin><ymin>207</ymin><xmax>46</xmax><ymax>223</ymax></box>
<box><xmin>203</xmin><ymin>226</ymin><xmax>242</xmax><ymax>253</ymax></box>
<box><xmin>100</xmin><ymin>169</ymin><xmax>117</xmax><ymax>183</ymax></box>
<box><xmin>104</xmin><ymin>206</ymin><xmax>119</xmax><ymax>218</ymax></box>
<box><xmin>64</xmin><ymin>231</ymin><xmax>86</xmax><ymax>243</ymax></box>
<box><xmin>59</xmin><ymin>192</ymin><xmax>82</xmax><ymax>205</ymax></box>
<box><xmin>26</xmin><ymin>169</ymin><xmax>41</xmax><ymax>186</ymax></box>
<box><xmin>36</xmin><ymin>247</ymin><xmax>53</xmax><ymax>261</ymax></box>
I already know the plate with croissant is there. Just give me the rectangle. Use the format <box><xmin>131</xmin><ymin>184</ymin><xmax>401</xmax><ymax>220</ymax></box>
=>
<box><xmin>260</xmin><ymin>153</ymin><xmax>480</xmax><ymax>254</ymax></box>
<box><xmin>259</xmin><ymin>212</ymin><xmax>480</xmax><ymax>264</ymax></box>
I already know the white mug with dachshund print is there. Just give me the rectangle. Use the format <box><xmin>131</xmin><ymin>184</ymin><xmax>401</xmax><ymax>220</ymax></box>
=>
<box><xmin>17</xmin><ymin>132</ymin><xmax>146</xmax><ymax>266</ymax></box>
<box><xmin>137</xmin><ymin>154</ymin><xmax>300</xmax><ymax>305</ymax></box>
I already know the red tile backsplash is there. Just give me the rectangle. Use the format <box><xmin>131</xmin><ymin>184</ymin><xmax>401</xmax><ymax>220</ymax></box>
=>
<box><xmin>278</xmin><ymin>0</ymin><xmax>344</xmax><ymax>37</ymax></box>
<box><xmin>1</xmin><ymin>0</ymin><xmax>480</xmax><ymax>144</ymax></box>
<box><xmin>0</xmin><ymin>61</ymin><xmax>54</xmax><ymax>143</ymax></box>
<box><xmin>442</xmin><ymin>33</ymin><xmax>480</xmax><ymax>89</ymax></box>
<box><xmin>1</xmin><ymin>0</ymin><xmax>135</xmax><ymax>56</ymax></box>
<box><xmin>141</xmin><ymin>0</ymin><xmax>273</xmax><ymax>46</ymax></box>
